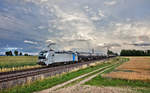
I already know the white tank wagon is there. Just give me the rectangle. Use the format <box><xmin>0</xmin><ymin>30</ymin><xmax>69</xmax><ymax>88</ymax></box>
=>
<box><xmin>38</xmin><ymin>50</ymin><xmax>78</xmax><ymax>66</ymax></box>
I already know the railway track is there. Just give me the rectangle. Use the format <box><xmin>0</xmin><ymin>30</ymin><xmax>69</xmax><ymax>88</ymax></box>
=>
<box><xmin>0</xmin><ymin>58</ymin><xmax>109</xmax><ymax>83</ymax></box>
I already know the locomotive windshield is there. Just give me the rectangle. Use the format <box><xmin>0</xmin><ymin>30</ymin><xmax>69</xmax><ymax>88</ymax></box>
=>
<box><xmin>38</xmin><ymin>51</ymin><xmax>47</xmax><ymax>59</ymax></box>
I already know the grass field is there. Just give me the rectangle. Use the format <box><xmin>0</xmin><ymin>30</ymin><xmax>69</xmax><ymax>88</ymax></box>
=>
<box><xmin>0</xmin><ymin>56</ymin><xmax>39</xmax><ymax>72</ymax></box>
<box><xmin>0</xmin><ymin>56</ymin><xmax>38</xmax><ymax>68</ymax></box>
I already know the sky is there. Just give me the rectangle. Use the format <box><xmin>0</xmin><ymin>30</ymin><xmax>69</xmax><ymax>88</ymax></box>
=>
<box><xmin>0</xmin><ymin>0</ymin><xmax>150</xmax><ymax>54</ymax></box>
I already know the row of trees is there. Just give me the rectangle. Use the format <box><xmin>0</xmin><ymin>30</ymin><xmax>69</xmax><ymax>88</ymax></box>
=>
<box><xmin>5</xmin><ymin>50</ymin><xmax>29</xmax><ymax>56</ymax></box>
<box><xmin>107</xmin><ymin>50</ymin><xmax>118</xmax><ymax>56</ymax></box>
<box><xmin>120</xmin><ymin>50</ymin><xmax>150</xmax><ymax>56</ymax></box>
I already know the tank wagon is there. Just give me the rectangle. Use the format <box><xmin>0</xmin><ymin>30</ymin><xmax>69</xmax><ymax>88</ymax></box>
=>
<box><xmin>77</xmin><ymin>52</ymin><xmax>107</xmax><ymax>62</ymax></box>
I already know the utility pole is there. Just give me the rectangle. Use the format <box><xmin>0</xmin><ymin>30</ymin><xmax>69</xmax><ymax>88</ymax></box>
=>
<box><xmin>92</xmin><ymin>48</ymin><xmax>94</xmax><ymax>54</ymax></box>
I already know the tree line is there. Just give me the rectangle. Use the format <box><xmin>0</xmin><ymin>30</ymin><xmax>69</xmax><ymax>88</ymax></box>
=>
<box><xmin>107</xmin><ymin>50</ymin><xmax>118</xmax><ymax>56</ymax></box>
<box><xmin>5</xmin><ymin>50</ymin><xmax>29</xmax><ymax>56</ymax></box>
<box><xmin>120</xmin><ymin>49</ymin><xmax>150</xmax><ymax>56</ymax></box>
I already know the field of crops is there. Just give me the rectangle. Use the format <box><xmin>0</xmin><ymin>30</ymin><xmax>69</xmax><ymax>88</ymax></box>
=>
<box><xmin>0</xmin><ymin>56</ymin><xmax>39</xmax><ymax>72</ymax></box>
<box><xmin>103</xmin><ymin>57</ymin><xmax>150</xmax><ymax>81</ymax></box>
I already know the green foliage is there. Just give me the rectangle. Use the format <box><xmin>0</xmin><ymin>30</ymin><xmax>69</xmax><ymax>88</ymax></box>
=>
<box><xmin>107</xmin><ymin>50</ymin><xmax>114</xmax><ymax>55</ymax></box>
<box><xmin>85</xmin><ymin>75</ymin><xmax>150</xmax><ymax>88</ymax></box>
<box><xmin>137</xmin><ymin>88</ymin><xmax>150</xmax><ymax>93</ymax></box>
<box><xmin>14</xmin><ymin>50</ymin><xmax>19</xmax><ymax>56</ymax></box>
<box><xmin>24</xmin><ymin>54</ymin><xmax>29</xmax><ymax>56</ymax></box>
<box><xmin>19</xmin><ymin>52</ymin><xmax>23</xmax><ymax>56</ymax></box>
<box><xmin>107</xmin><ymin>50</ymin><xmax>118</xmax><ymax>56</ymax></box>
<box><xmin>5</xmin><ymin>51</ymin><xmax>13</xmax><ymax>56</ymax></box>
<box><xmin>120</xmin><ymin>49</ymin><xmax>150</xmax><ymax>56</ymax></box>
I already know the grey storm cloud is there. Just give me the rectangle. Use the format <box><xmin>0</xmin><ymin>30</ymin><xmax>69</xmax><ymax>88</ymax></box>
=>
<box><xmin>0</xmin><ymin>0</ymin><xmax>150</xmax><ymax>53</ymax></box>
<box><xmin>127</xmin><ymin>42</ymin><xmax>150</xmax><ymax>47</ymax></box>
<box><xmin>132</xmin><ymin>43</ymin><xmax>150</xmax><ymax>47</ymax></box>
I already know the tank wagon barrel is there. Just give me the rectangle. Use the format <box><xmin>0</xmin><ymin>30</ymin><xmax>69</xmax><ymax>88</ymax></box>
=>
<box><xmin>77</xmin><ymin>52</ymin><xmax>108</xmax><ymax>62</ymax></box>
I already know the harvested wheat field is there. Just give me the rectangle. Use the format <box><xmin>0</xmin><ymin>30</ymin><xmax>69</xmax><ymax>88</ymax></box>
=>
<box><xmin>103</xmin><ymin>57</ymin><xmax>150</xmax><ymax>81</ymax></box>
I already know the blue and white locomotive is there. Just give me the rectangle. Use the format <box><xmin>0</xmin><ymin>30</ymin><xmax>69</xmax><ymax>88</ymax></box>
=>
<box><xmin>38</xmin><ymin>49</ymin><xmax>78</xmax><ymax>66</ymax></box>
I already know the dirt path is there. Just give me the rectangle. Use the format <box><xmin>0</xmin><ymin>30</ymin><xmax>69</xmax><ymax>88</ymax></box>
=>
<box><xmin>50</xmin><ymin>85</ymin><xmax>133</xmax><ymax>93</ymax></box>
<box><xmin>35</xmin><ymin>63</ymin><xmax>118</xmax><ymax>93</ymax></box>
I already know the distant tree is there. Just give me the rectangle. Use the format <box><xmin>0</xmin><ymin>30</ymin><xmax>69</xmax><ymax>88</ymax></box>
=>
<box><xmin>114</xmin><ymin>53</ymin><xmax>118</xmax><ymax>56</ymax></box>
<box><xmin>24</xmin><ymin>53</ymin><xmax>29</xmax><ymax>56</ymax></box>
<box><xmin>107</xmin><ymin>50</ymin><xmax>118</xmax><ymax>56</ymax></box>
<box><xmin>107</xmin><ymin>50</ymin><xmax>112</xmax><ymax>55</ymax></box>
<box><xmin>9</xmin><ymin>51</ymin><xmax>13</xmax><ymax>56</ymax></box>
<box><xmin>19</xmin><ymin>52</ymin><xmax>23</xmax><ymax>56</ymax></box>
<box><xmin>107</xmin><ymin>50</ymin><xmax>114</xmax><ymax>55</ymax></box>
<box><xmin>5</xmin><ymin>51</ymin><xmax>13</xmax><ymax>56</ymax></box>
<box><xmin>5</xmin><ymin>51</ymin><xmax>9</xmax><ymax>56</ymax></box>
<box><xmin>146</xmin><ymin>50</ymin><xmax>150</xmax><ymax>56</ymax></box>
<box><xmin>14</xmin><ymin>50</ymin><xmax>19</xmax><ymax>56</ymax></box>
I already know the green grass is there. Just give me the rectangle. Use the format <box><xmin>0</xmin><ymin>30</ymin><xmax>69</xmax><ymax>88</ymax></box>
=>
<box><xmin>122</xmin><ymin>56</ymin><xmax>150</xmax><ymax>57</ymax></box>
<box><xmin>84</xmin><ymin>58</ymin><xmax>150</xmax><ymax>93</ymax></box>
<box><xmin>85</xmin><ymin>75</ymin><xmax>150</xmax><ymax>93</ymax></box>
<box><xmin>137</xmin><ymin>88</ymin><xmax>150</xmax><ymax>93</ymax></box>
<box><xmin>1</xmin><ymin>59</ymin><xmax>118</xmax><ymax>93</ymax></box>
<box><xmin>0</xmin><ymin>56</ymin><xmax>38</xmax><ymax>68</ymax></box>
<box><xmin>63</xmin><ymin>64</ymin><xmax>119</xmax><ymax>88</ymax></box>
<box><xmin>85</xmin><ymin>75</ymin><xmax>150</xmax><ymax>88</ymax></box>
<box><xmin>58</xmin><ymin>57</ymin><xmax>128</xmax><ymax>89</ymax></box>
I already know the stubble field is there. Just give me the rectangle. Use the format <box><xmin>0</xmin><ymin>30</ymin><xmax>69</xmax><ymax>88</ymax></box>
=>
<box><xmin>103</xmin><ymin>57</ymin><xmax>150</xmax><ymax>82</ymax></box>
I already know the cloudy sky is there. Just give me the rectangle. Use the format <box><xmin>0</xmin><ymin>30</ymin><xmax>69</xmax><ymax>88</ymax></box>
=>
<box><xmin>0</xmin><ymin>0</ymin><xmax>150</xmax><ymax>54</ymax></box>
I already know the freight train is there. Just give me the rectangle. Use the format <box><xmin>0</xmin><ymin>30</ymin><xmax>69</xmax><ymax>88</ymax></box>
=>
<box><xmin>37</xmin><ymin>49</ymin><xmax>114</xmax><ymax>66</ymax></box>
